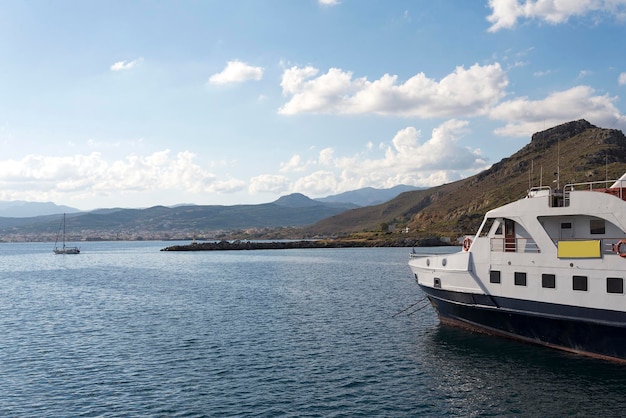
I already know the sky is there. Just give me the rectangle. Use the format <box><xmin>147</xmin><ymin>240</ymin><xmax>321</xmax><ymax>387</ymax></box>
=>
<box><xmin>1</xmin><ymin>0</ymin><xmax>626</xmax><ymax>210</ymax></box>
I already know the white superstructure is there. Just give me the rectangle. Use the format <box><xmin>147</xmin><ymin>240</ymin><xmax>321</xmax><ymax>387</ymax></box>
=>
<box><xmin>409</xmin><ymin>177</ymin><xmax>626</xmax><ymax>361</ymax></box>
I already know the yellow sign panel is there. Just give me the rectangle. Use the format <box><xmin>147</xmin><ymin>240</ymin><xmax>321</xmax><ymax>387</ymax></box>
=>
<box><xmin>557</xmin><ymin>240</ymin><xmax>601</xmax><ymax>258</ymax></box>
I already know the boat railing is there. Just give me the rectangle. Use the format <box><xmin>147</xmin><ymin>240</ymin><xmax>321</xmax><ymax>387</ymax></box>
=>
<box><xmin>490</xmin><ymin>237</ymin><xmax>540</xmax><ymax>253</ymax></box>
<box><xmin>603</xmin><ymin>239</ymin><xmax>622</xmax><ymax>255</ymax></box>
<box><xmin>563</xmin><ymin>179</ymin><xmax>625</xmax><ymax>205</ymax></box>
<box><xmin>599</xmin><ymin>238</ymin><xmax>626</xmax><ymax>255</ymax></box>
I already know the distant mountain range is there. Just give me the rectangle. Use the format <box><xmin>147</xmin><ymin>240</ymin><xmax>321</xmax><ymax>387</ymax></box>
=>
<box><xmin>0</xmin><ymin>185</ymin><xmax>416</xmax><ymax>241</ymax></box>
<box><xmin>0</xmin><ymin>185</ymin><xmax>416</xmax><ymax>218</ymax></box>
<box><xmin>0</xmin><ymin>201</ymin><xmax>81</xmax><ymax>218</ymax></box>
<box><xmin>7</xmin><ymin>119</ymin><xmax>620</xmax><ymax>243</ymax></box>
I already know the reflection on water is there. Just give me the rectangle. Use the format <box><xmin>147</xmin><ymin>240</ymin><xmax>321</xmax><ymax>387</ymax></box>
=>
<box><xmin>414</xmin><ymin>324</ymin><xmax>626</xmax><ymax>416</ymax></box>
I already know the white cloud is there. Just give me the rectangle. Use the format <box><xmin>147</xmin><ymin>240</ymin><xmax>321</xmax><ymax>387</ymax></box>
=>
<box><xmin>487</xmin><ymin>0</ymin><xmax>626</xmax><ymax>32</ymax></box>
<box><xmin>318</xmin><ymin>148</ymin><xmax>334</xmax><ymax>166</ymax></box>
<box><xmin>619</xmin><ymin>72</ymin><xmax>626</xmax><ymax>85</ymax></box>
<box><xmin>489</xmin><ymin>85</ymin><xmax>626</xmax><ymax>136</ymax></box>
<box><xmin>110</xmin><ymin>58</ymin><xmax>143</xmax><ymax>71</ymax></box>
<box><xmin>0</xmin><ymin>150</ymin><xmax>245</xmax><ymax>203</ymax></box>
<box><xmin>279</xmin><ymin>154</ymin><xmax>312</xmax><ymax>173</ymax></box>
<box><xmin>293</xmin><ymin>171</ymin><xmax>339</xmax><ymax>195</ymax></box>
<box><xmin>289</xmin><ymin>120</ymin><xmax>487</xmax><ymax>197</ymax></box>
<box><xmin>209</xmin><ymin>60</ymin><xmax>264</xmax><ymax>85</ymax></box>
<box><xmin>249</xmin><ymin>174</ymin><xmax>289</xmax><ymax>194</ymax></box>
<box><xmin>533</xmin><ymin>69</ymin><xmax>556</xmax><ymax>77</ymax></box>
<box><xmin>319</xmin><ymin>0</ymin><xmax>340</xmax><ymax>6</ymax></box>
<box><xmin>278</xmin><ymin>63</ymin><xmax>508</xmax><ymax>118</ymax></box>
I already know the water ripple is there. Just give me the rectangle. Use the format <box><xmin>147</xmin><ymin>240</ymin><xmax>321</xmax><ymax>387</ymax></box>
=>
<box><xmin>1</xmin><ymin>243</ymin><xmax>626</xmax><ymax>416</ymax></box>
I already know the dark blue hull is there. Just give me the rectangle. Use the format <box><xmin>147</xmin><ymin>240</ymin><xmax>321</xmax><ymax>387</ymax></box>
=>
<box><xmin>419</xmin><ymin>285</ymin><xmax>626</xmax><ymax>362</ymax></box>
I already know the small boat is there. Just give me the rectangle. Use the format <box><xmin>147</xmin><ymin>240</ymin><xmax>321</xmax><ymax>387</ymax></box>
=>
<box><xmin>53</xmin><ymin>213</ymin><xmax>80</xmax><ymax>255</ymax></box>
<box><xmin>409</xmin><ymin>174</ymin><xmax>626</xmax><ymax>362</ymax></box>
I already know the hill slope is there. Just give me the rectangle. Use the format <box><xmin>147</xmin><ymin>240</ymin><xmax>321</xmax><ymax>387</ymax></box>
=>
<box><xmin>315</xmin><ymin>185</ymin><xmax>421</xmax><ymax>206</ymax></box>
<box><xmin>305</xmin><ymin>120</ymin><xmax>626</xmax><ymax>238</ymax></box>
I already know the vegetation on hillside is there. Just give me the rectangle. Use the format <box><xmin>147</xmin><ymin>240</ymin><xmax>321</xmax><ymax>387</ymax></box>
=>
<box><xmin>304</xmin><ymin>120</ymin><xmax>626</xmax><ymax>241</ymax></box>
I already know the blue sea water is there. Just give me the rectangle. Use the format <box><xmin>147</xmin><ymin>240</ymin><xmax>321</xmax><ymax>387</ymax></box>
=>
<box><xmin>1</xmin><ymin>241</ymin><xmax>626</xmax><ymax>417</ymax></box>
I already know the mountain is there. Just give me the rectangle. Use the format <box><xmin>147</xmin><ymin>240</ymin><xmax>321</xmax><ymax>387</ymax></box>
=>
<box><xmin>315</xmin><ymin>185</ymin><xmax>421</xmax><ymax>207</ymax></box>
<box><xmin>0</xmin><ymin>201</ymin><xmax>81</xmax><ymax>218</ymax></box>
<box><xmin>305</xmin><ymin>120</ymin><xmax>626</xmax><ymax>239</ymax></box>
<box><xmin>0</xmin><ymin>194</ymin><xmax>357</xmax><ymax>241</ymax></box>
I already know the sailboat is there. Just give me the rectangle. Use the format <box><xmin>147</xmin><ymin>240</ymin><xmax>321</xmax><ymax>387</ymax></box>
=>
<box><xmin>53</xmin><ymin>213</ymin><xmax>80</xmax><ymax>254</ymax></box>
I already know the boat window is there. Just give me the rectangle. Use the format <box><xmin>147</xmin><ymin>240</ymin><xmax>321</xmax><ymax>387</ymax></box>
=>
<box><xmin>514</xmin><ymin>272</ymin><xmax>527</xmax><ymax>286</ymax></box>
<box><xmin>607</xmin><ymin>277</ymin><xmax>623</xmax><ymax>294</ymax></box>
<box><xmin>434</xmin><ymin>278</ymin><xmax>441</xmax><ymax>289</ymax></box>
<box><xmin>573</xmin><ymin>275</ymin><xmax>588</xmax><ymax>291</ymax></box>
<box><xmin>490</xmin><ymin>270</ymin><xmax>501</xmax><ymax>284</ymax></box>
<box><xmin>560</xmin><ymin>221</ymin><xmax>574</xmax><ymax>239</ymax></box>
<box><xmin>479</xmin><ymin>218</ymin><xmax>497</xmax><ymax>237</ymax></box>
<box><xmin>542</xmin><ymin>274</ymin><xmax>556</xmax><ymax>289</ymax></box>
<box><xmin>590</xmin><ymin>219</ymin><xmax>605</xmax><ymax>235</ymax></box>
<box><xmin>495</xmin><ymin>222</ymin><xmax>503</xmax><ymax>235</ymax></box>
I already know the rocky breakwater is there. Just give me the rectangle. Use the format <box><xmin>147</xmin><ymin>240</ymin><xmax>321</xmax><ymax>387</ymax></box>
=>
<box><xmin>161</xmin><ymin>237</ymin><xmax>448</xmax><ymax>251</ymax></box>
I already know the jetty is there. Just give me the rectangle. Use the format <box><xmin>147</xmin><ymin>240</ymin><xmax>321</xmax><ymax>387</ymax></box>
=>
<box><xmin>161</xmin><ymin>238</ymin><xmax>447</xmax><ymax>251</ymax></box>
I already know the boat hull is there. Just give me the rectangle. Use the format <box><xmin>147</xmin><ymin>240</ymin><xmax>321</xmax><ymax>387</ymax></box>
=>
<box><xmin>54</xmin><ymin>247</ymin><xmax>80</xmax><ymax>254</ymax></box>
<box><xmin>420</xmin><ymin>285</ymin><xmax>626</xmax><ymax>362</ymax></box>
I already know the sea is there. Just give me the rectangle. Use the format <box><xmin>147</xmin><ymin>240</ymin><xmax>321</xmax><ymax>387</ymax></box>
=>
<box><xmin>2</xmin><ymin>241</ymin><xmax>626</xmax><ymax>417</ymax></box>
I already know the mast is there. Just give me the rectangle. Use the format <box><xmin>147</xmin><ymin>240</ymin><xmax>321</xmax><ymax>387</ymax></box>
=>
<box><xmin>62</xmin><ymin>213</ymin><xmax>66</xmax><ymax>249</ymax></box>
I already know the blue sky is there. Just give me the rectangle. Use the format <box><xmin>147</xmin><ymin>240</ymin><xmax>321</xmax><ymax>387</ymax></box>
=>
<box><xmin>1</xmin><ymin>0</ymin><xmax>626</xmax><ymax>210</ymax></box>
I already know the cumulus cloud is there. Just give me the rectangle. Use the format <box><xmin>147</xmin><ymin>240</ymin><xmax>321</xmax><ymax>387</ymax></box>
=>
<box><xmin>487</xmin><ymin>0</ymin><xmax>626</xmax><ymax>32</ymax></box>
<box><xmin>619</xmin><ymin>72</ymin><xmax>626</xmax><ymax>85</ymax></box>
<box><xmin>0</xmin><ymin>150</ymin><xmax>245</xmax><ymax>202</ymax></box>
<box><xmin>208</xmin><ymin>60</ymin><xmax>264</xmax><ymax>85</ymax></box>
<box><xmin>489</xmin><ymin>85</ymin><xmax>626</xmax><ymax>136</ymax></box>
<box><xmin>110</xmin><ymin>58</ymin><xmax>143</xmax><ymax>71</ymax></box>
<box><xmin>279</xmin><ymin>154</ymin><xmax>312</xmax><ymax>173</ymax></box>
<box><xmin>278</xmin><ymin>63</ymin><xmax>508</xmax><ymax>118</ymax></box>
<box><xmin>285</xmin><ymin>120</ymin><xmax>487</xmax><ymax>197</ymax></box>
<box><xmin>319</xmin><ymin>0</ymin><xmax>340</xmax><ymax>5</ymax></box>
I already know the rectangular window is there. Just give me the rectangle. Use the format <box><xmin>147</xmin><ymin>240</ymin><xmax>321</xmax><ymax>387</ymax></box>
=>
<box><xmin>607</xmin><ymin>277</ymin><xmax>623</xmax><ymax>294</ymax></box>
<box><xmin>590</xmin><ymin>219</ymin><xmax>606</xmax><ymax>235</ymax></box>
<box><xmin>490</xmin><ymin>270</ymin><xmax>501</xmax><ymax>284</ymax></box>
<box><xmin>542</xmin><ymin>274</ymin><xmax>556</xmax><ymax>289</ymax></box>
<box><xmin>514</xmin><ymin>272</ymin><xmax>527</xmax><ymax>286</ymax></box>
<box><xmin>573</xmin><ymin>275</ymin><xmax>588</xmax><ymax>291</ymax></box>
<box><xmin>561</xmin><ymin>222</ymin><xmax>572</xmax><ymax>230</ymax></box>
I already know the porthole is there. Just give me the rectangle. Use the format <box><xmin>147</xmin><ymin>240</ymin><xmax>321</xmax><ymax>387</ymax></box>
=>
<box><xmin>442</xmin><ymin>258</ymin><xmax>447</xmax><ymax>266</ymax></box>
<box><xmin>426</xmin><ymin>259</ymin><xmax>430</xmax><ymax>266</ymax></box>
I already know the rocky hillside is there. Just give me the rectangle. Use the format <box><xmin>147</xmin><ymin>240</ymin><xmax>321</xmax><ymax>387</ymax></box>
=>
<box><xmin>305</xmin><ymin>120</ymin><xmax>626</xmax><ymax>239</ymax></box>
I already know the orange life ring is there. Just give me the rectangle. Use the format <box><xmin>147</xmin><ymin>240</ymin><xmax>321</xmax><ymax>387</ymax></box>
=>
<box><xmin>463</xmin><ymin>237</ymin><xmax>472</xmax><ymax>251</ymax></box>
<box><xmin>617</xmin><ymin>240</ymin><xmax>626</xmax><ymax>258</ymax></box>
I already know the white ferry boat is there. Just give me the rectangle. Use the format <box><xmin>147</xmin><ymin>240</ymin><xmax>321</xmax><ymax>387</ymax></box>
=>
<box><xmin>409</xmin><ymin>174</ymin><xmax>626</xmax><ymax>362</ymax></box>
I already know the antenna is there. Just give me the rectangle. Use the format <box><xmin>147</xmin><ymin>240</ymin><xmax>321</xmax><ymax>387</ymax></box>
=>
<box><xmin>556</xmin><ymin>139</ymin><xmax>560</xmax><ymax>190</ymax></box>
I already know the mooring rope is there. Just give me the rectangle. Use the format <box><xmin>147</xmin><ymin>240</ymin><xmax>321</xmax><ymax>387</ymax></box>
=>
<box><xmin>392</xmin><ymin>298</ymin><xmax>428</xmax><ymax>318</ymax></box>
<box><xmin>406</xmin><ymin>300</ymin><xmax>431</xmax><ymax>317</ymax></box>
